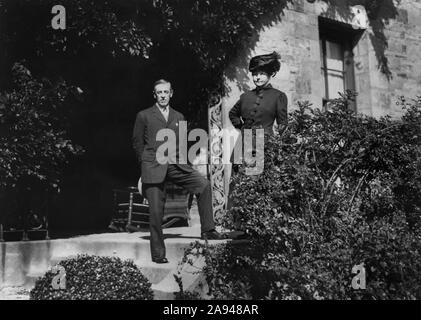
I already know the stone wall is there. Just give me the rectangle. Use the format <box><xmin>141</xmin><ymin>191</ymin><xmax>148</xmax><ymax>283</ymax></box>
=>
<box><xmin>224</xmin><ymin>0</ymin><xmax>421</xmax><ymax>120</ymax></box>
<box><xmin>221</xmin><ymin>0</ymin><xmax>421</xmax><ymax>200</ymax></box>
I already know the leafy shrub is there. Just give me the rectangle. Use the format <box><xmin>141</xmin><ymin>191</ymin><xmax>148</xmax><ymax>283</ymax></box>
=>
<box><xmin>30</xmin><ymin>255</ymin><xmax>154</xmax><ymax>300</ymax></box>
<box><xmin>0</xmin><ymin>62</ymin><xmax>83</xmax><ymax>225</ymax></box>
<box><xmin>0</xmin><ymin>62</ymin><xmax>83</xmax><ymax>190</ymax></box>
<box><xmin>179</xmin><ymin>92</ymin><xmax>421</xmax><ymax>300</ymax></box>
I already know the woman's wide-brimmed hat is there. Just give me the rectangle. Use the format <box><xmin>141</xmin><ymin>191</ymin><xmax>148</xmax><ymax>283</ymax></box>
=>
<box><xmin>249</xmin><ymin>51</ymin><xmax>281</xmax><ymax>74</ymax></box>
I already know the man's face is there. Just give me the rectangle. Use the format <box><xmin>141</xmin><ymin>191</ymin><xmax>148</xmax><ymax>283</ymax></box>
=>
<box><xmin>252</xmin><ymin>71</ymin><xmax>271</xmax><ymax>88</ymax></box>
<box><xmin>154</xmin><ymin>83</ymin><xmax>173</xmax><ymax>108</ymax></box>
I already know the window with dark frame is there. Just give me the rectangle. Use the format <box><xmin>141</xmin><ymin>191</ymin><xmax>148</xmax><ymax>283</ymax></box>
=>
<box><xmin>319</xmin><ymin>17</ymin><xmax>359</xmax><ymax>111</ymax></box>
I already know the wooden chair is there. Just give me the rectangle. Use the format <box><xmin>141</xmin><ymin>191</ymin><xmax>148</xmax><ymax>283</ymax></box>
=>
<box><xmin>109</xmin><ymin>180</ymin><xmax>191</xmax><ymax>233</ymax></box>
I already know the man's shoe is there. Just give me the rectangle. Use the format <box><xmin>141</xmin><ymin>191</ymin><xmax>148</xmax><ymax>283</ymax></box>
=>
<box><xmin>201</xmin><ymin>230</ymin><xmax>225</xmax><ymax>240</ymax></box>
<box><xmin>228</xmin><ymin>230</ymin><xmax>249</xmax><ymax>240</ymax></box>
<box><xmin>152</xmin><ymin>257</ymin><xmax>169</xmax><ymax>264</ymax></box>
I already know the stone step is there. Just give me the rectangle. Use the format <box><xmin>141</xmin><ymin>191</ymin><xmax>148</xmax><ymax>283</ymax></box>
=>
<box><xmin>1</xmin><ymin>236</ymin><xmax>196</xmax><ymax>285</ymax></box>
<box><xmin>1</xmin><ymin>252</ymin><xmax>26</xmax><ymax>288</ymax></box>
<box><xmin>151</xmin><ymin>252</ymin><xmax>214</xmax><ymax>300</ymax></box>
<box><xmin>2</xmin><ymin>240</ymin><xmax>226</xmax><ymax>299</ymax></box>
<box><xmin>0</xmin><ymin>286</ymin><xmax>30</xmax><ymax>300</ymax></box>
<box><xmin>0</xmin><ymin>207</ymin><xmax>231</xmax><ymax>299</ymax></box>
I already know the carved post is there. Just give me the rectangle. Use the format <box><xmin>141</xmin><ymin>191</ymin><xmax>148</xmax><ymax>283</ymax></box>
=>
<box><xmin>208</xmin><ymin>94</ymin><xmax>226</xmax><ymax>223</ymax></box>
<box><xmin>126</xmin><ymin>190</ymin><xmax>134</xmax><ymax>231</ymax></box>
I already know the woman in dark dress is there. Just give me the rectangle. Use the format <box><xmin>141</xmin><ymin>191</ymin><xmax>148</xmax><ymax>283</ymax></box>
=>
<box><xmin>229</xmin><ymin>51</ymin><xmax>288</xmax><ymax>140</ymax></box>
<box><xmin>229</xmin><ymin>51</ymin><xmax>288</xmax><ymax>171</ymax></box>
<box><xmin>227</xmin><ymin>52</ymin><xmax>288</xmax><ymax>214</ymax></box>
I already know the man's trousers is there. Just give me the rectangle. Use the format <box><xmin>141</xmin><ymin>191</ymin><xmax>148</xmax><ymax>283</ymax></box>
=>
<box><xmin>143</xmin><ymin>164</ymin><xmax>215</xmax><ymax>260</ymax></box>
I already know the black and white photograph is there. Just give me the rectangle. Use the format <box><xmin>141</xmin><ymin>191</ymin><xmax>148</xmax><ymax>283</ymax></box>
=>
<box><xmin>1</xmin><ymin>0</ymin><xmax>421</xmax><ymax>306</ymax></box>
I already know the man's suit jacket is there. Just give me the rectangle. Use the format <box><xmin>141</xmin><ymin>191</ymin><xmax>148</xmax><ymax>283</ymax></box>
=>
<box><xmin>132</xmin><ymin>104</ymin><xmax>194</xmax><ymax>184</ymax></box>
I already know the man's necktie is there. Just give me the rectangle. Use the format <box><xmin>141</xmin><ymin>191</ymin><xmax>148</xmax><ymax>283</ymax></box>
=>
<box><xmin>160</xmin><ymin>106</ymin><xmax>168</xmax><ymax>122</ymax></box>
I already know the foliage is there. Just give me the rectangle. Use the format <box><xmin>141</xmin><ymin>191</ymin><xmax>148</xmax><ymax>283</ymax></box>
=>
<box><xmin>0</xmin><ymin>62</ymin><xmax>83</xmax><ymax>191</ymax></box>
<box><xmin>30</xmin><ymin>254</ymin><xmax>154</xmax><ymax>300</ymax></box>
<box><xmin>178</xmin><ymin>93</ymin><xmax>421</xmax><ymax>300</ymax></box>
<box><xmin>0</xmin><ymin>0</ymin><xmax>152</xmax><ymax>59</ymax></box>
<box><xmin>0</xmin><ymin>62</ymin><xmax>83</xmax><ymax>227</ymax></box>
<box><xmin>0</xmin><ymin>0</ymin><xmax>400</xmax><ymax>126</ymax></box>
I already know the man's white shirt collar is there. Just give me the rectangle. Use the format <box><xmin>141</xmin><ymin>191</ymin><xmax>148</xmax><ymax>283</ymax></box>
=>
<box><xmin>156</xmin><ymin>103</ymin><xmax>169</xmax><ymax>121</ymax></box>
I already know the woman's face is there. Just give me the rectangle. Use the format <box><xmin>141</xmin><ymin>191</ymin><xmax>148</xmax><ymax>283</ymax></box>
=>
<box><xmin>252</xmin><ymin>70</ymin><xmax>272</xmax><ymax>88</ymax></box>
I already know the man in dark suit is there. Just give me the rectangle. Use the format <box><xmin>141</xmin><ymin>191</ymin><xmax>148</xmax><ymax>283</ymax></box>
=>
<box><xmin>133</xmin><ymin>79</ymin><xmax>224</xmax><ymax>264</ymax></box>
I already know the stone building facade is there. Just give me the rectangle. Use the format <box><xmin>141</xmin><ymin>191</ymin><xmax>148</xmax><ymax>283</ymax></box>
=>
<box><xmin>212</xmin><ymin>0</ymin><xmax>421</xmax><ymax>209</ymax></box>
<box><xmin>223</xmin><ymin>0</ymin><xmax>421</xmax><ymax>120</ymax></box>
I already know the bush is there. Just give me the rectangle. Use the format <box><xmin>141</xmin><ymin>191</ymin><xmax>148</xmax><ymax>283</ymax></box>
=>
<box><xmin>30</xmin><ymin>255</ymin><xmax>154</xmax><ymax>300</ymax></box>
<box><xmin>179</xmin><ymin>92</ymin><xmax>421</xmax><ymax>300</ymax></box>
<box><xmin>0</xmin><ymin>62</ymin><xmax>83</xmax><ymax>226</ymax></box>
<box><xmin>0</xmin><ymin>62</ymin><xmax>83</xmax><ymax>190</ymax></box>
